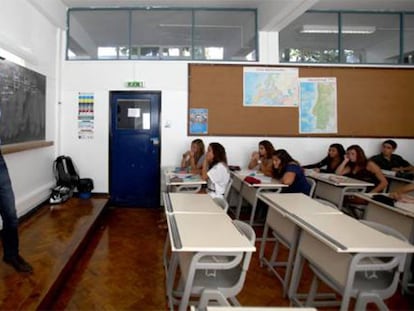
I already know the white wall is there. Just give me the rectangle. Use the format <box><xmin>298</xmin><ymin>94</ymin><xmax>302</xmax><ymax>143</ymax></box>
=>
<box><xmin>0</xmin><ymin>0</ymin><xmax>62</xmax><ymax>216</ymax></box>
<box><xmin>61</xmin><ymin>58</ymin><xmax>414</xmax><ymax>193</ymax></box>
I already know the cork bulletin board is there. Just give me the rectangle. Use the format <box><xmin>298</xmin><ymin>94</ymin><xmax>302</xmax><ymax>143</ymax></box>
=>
<box><xmin>188</xmin><ymin>63</ymin><xmax>414</xmax><ymax>137</ymax></box>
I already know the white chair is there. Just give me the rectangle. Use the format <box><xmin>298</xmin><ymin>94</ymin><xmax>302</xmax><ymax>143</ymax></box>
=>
<box><xmin>213</xmin><ymin>197</ymin><xmax>229</xmax><ymax>213</ymax></box>
<box><xmin>306</xmin><ymin>177</ymin><xmax>316</xmax><ymax>197</ymax></box>
<box><xmin>172</xmin><ymin>220</ymin><xmax>256</xmax><ymax>310</ymax></box>
<box><xmin>305</xmin><ymin>220</ymin><xmax>408</xmax><ymax>311</ymax></box>
<box><xmin>307</xmin><ymin>176</ymin><xmax>339</xmax><ymax>210</ymax></box>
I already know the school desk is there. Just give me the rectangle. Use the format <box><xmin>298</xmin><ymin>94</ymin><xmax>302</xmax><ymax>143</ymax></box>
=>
<box><xmin>355</xmin><ymin>192</ymin><xmax>414</xmax><ymax>293</ymax></box>
<box><xmin>258</xmin><ymin>193</ymin><xmax>342</xmax><ymax>296</ymax></box>
<box><xmin>231</xmin><ymin>170</ymin><xmax>288</xmax><ymax>225</ymax></box>
<box><xmin>164</xmin><ymin>167</ymin><xmax>206</xmax><ymax>193</ymax></box>
<box><xmin>165</xmin><ymin>212</ymin><xmax>255</xmax><ymax>311</ymax></box>
<box><xmin>305</xmin><ymin>171</ymin><xmax>373</xmax><ymax>210</ymax></box>
<box><xmin>287</xmin><ymin>213</ymin><xmax>414</xmax><ymax>310</ymax></box>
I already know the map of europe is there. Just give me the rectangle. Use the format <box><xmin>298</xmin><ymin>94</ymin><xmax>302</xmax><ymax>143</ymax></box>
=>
<box><xmin>243</xmin><ymin>67</ymin><xmax>299</xmax><ymax>107</ymax></box>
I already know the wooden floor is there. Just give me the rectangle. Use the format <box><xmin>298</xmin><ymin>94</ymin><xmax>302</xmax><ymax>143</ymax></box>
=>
<box><xmin>0</xmin><ymin>197</ymin><xmax>412</xmax><ymax>310</ymax></box>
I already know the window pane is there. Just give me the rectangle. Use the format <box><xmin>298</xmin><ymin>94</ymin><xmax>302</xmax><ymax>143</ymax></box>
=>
<box><xmin>404</xmin><ymin>14</ymin><xmax>414</xmax><ymax>64</ymax></box>
<box><xmin>341</xmin><ymin>13</ymin><xmax>400</xmax><ymax>64</ymax></box>
<box><xmin>68</xmin><ymin>10</ymin><xmax>130</xmax><ymax>60</ymax></box>
<box><xmin>131</xmin><ymin>10</ymin><xmax>192</xmax><ymax>60</ymax></box>
<box><xmin>194</xmin><ymin>10</ymin><xmax>257</xmax><ymax>61</ymax></box>
<box><xmin>279</xmin><ymin>12</ymin><xmax>339</xmax><ymax>63</ymax></box>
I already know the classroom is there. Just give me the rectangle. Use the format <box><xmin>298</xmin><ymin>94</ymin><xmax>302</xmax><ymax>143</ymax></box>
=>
<box><xmin>1</xmin><ymin>0</ymin><xmax>414</xmax><ymax>310</ymax></box>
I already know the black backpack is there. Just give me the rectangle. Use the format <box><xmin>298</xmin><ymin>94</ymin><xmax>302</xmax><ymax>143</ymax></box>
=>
<box><xmin>53</xmin><ymin>155</ymin><xmax>80</xmax><ymax>189</ymax></box>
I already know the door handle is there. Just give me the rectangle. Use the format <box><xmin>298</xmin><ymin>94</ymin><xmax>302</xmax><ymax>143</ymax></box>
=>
<box><xmin>150</xmin><ymin>137</ymin><xmax>160</xmax><ymax>145</ymax></box>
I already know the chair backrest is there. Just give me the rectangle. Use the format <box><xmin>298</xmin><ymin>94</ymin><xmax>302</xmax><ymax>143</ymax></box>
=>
<box><xmin>224</xmin><ymin>177</ymin><xmax>233</xmax><ymax>201</ymax></box>
<box><xmin>213</xmin><ymin>197</ymin><xmax>229</xmax><ymax>213</ymax></box>
<box><xmin>305</xmin><ymin>177</ymin><xmax>316</xmax><ymax>197</ymax></box>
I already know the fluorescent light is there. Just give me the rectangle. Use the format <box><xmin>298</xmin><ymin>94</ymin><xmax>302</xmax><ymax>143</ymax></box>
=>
<box><xmin>300</xmin><ymin>25</ymin><xmax>376</xmax><ymax>34</ymax></box>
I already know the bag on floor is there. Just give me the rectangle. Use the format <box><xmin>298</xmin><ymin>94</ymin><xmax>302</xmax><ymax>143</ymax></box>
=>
<box><xmin>50</xmin><ymin>155</ymin><xmax>79</xmax><ymax>204</ymax></box>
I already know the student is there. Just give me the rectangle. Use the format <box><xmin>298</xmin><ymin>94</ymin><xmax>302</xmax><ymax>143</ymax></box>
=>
<box><xmin>370</xmin><ymin>139</ymin><xmax>413</xmax><ymax>173</ymax></box>
<box><xmin>248</xmin><ymin>140</ymin><xmax>275</xmax><ymax>177</ymax></box>
<box><xmin>201</xmin><ymin>142</ymin><xmax>230</xmax><ymax>199</ymax></box>
<box><xmin>303</xmin><ymin>143</ymin><xmax>345</xmax><ymax>173</ymax></box>
<box><xmin>389</xmin><ymin>183</ymin><xmax>414</xmax><ymax>202</ymax></box>
<box><xmin>272</xmin><ymin>149</ymin><xmax>311</xmax><ymax>195</ymax></box>
<box><xmin>0</xmin><ymin>150</ymin><xmax>33</xmax><ymax>273</ymax></box>
<box><xmin>181</xmin><ymin>138</ymin><xmax>205</xmax><ymax>173</ymax></box>
<box><xmin>336</xmin><ymin>144</ymin><xmax>388</xmax><ymax>194</ymax></box>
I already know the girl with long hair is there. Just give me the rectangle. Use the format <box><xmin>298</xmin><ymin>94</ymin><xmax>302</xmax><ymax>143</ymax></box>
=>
<box><xmin>248</xmin><ymin>140</ymin><xmax>275</xmax><ymax>177</ymax></box>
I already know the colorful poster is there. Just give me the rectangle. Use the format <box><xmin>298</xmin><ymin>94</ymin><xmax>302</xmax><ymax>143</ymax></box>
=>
<box><xmin>299</xmin><ymin>77</ymin><xmax>337</xmax><ymax>134</ymax></box>
<box><xmin>78</xmin><ymin>92</ymin><xmax>94</xmax><ymax>139</ymax></box>
<box><xmin>243</xmin><ymin>67</ymin><xmax>299</xmax><ymax>107</ymax></box>
<box><xmin>189</xmin><ymin>108</ymin><xmax>208</xmax><ymax>134</ymax></box>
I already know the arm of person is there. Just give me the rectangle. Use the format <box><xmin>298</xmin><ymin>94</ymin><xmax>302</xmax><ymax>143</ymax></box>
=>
<box><xmin>367</xmin><ymin>160</ymin><xmax>388</xmax><ymax>193</ymax></box>
<box><xmin>390</xmin><ymin>183</ymin><xmax>414</xmax><ymax>200</ymax></box>
<box><xmin>391</xmin><ymin>155</ymin><xmax>412</xmax><ymax>172</ymax></box>
<box><xmin>280</xmin><ymin>171</ymin><xmax>296</xmax><ymax>186</ymax></box>
<box><xmin>260</xmin><ymin>159</ymin><xmax>274</xmax><ymax>177</ymax></box>
<box><xmin>201</xmin><ymin>155</ymin><xmax>209</xmax><ymax>181</ymax></box>
<box><xmin>335</xmin><ymin>157</ymin><xmax>350</xmax><ymax>175</ymax></box>
<box><xmin>302</xmin><ymin>157</ymin><xmax>328</xmax><ymax>170</ymax></box>
<box><xmin>248</xmin><ymin>151</ymin><xmax>260</xmax><ymax>169</ymax></box>
<box><xmin>181</xmin><ymin>150</ymin><xmax>190</xmax><ymax>168</ymax></box>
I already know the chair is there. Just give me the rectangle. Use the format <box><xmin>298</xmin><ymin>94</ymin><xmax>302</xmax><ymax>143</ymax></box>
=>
<box><xmin>306</xmin><ymin>177</ymin><xmax>316</xmax><ymax>197</ymax></box>
<box><xmin>305</xmin><ymin>220</ymin><xmax>408</xmax><ymax>311</ymax></box>
<box><xmin>307</xmin><ymin>176</ymin><xmax>339</xmax><ymax>210</ymax></box>
<box><xmin>172</xmin><ymin>220</ymin><xmax>256</xmax><ymax>310</ymax></box>
<box><xmin>213</xmin><ymin>197</ymin><xmax>229</xmax><ymax>213</ymax></box>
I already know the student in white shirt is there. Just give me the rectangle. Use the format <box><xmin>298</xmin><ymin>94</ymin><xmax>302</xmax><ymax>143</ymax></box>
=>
<box><xmin>201</xmin><ymin>142</ymin><xmax>230</xmax><ymax>199</ymax></box>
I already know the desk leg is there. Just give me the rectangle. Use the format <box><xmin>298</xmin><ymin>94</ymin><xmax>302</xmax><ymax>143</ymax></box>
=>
<box><xmin>259</xmin><ymin>222</ymin><xmax>269</xmax><ymax>267</ymax></box>
<box><xmin>166</xmin><ymin>252</ymin><xmax>179</xmax><ymax>311</ymax></box>
<box><xmin>288</xmin><ymin>248</ymin><xmax>306</xmax><ymax>306</ymax></box>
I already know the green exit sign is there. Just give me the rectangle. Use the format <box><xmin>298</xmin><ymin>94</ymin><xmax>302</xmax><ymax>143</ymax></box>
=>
<box><xmin>126</xmin><ymin>81</ymin><xmax>144</xmax><ymax>87</ymax></box>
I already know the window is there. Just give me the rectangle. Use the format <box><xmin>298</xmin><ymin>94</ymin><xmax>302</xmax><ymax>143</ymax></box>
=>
<box><xmin>67</xmin><ymin>8</ymin><xmax>257</xmax><ymax>61</ymax></box>
<box><xmin>404</xmin><ymin>14</ymin><xmax>414</xmax><ymax>64</ymax></box>
<box><xmin>280</xmin><ymin>10</ymin><xmax>413</xmax><ymax>65</ymax></box>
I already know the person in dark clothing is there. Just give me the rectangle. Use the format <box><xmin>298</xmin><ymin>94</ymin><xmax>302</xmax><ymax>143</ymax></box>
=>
<box><xmin>272</xmin><ymin>149</ymin><xmax>311</xmax><ymax>195</ymax></box>
<box><xmin>370</xmin><ymin>139</ymin><xmax>413</xmax><ymax>173</ymax></box>
<box><xmin>303</xmin><ymin>143</ymin><xmax>345</xmax><ymax>173</ymax></box>
<box><xmin>0</xmin><ymin>109</ymin><xmax>33</xmax><ymax>273</ymax></box>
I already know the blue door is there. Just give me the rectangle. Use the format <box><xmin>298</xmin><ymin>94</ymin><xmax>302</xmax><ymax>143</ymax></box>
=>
<box><xmin>109</xmin><ymin>91</ymin><xmax>161</xmax><ymax>207</ymax></box>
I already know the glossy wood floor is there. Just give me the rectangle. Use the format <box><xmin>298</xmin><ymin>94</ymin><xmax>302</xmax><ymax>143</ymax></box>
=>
<box><xmin>1</xmin><ymin>197</ymin><xmax>412</xmax><ymax>310</ymax></box>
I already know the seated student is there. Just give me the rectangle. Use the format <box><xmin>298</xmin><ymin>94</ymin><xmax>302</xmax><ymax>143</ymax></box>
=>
<box><xmin>181</xmin><ymin>138</ymin><xmax>205</xmax><ymax>173</ymax></box>
<box><xmin>390</xmin><ymin>183</ymin><xmax>414</xmax><ymax>202</ymax></box>
<box><xmin>201</xmin><ymin>142</ymin><xmax>230</xmax><ymax>199</ymax></box>
<box><xmin>272</xmin><ymin>149</ymin><xmax>311</xmax><ymax>195</ymax></box>
<box><xmin>248</xmin><ymin>140</ymin><xmax>275</xmax><ymax>177</ymax></box>
<box><xmin>303</xmin><ymin>143</ymin><xmax>345</xmax><ymax>173</ymax></box>
<box><xmin>336</xmin><ymin>145</ymin><xmax>388</xmax><ymax>204</ymax></box>
<box><xmin>370</xmin><ymin>139</ymin><xmax>413</xmax><ymax>173</ymax></box>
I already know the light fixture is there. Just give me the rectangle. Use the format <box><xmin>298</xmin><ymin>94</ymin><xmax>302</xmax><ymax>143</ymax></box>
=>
<box><xmin>300</xmin><ymin>25</ymin><xmax>376</xmax><ymax>34</ymax></box>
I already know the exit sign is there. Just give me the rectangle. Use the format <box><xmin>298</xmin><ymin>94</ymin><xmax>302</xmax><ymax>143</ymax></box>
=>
<box><xmin>126</xmin><ymin>81</ymin><xmax>144</xmax><ymax>87</ymax></box>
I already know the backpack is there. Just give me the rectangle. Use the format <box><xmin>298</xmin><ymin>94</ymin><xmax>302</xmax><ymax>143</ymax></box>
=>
<box><xmin>49</xmin><ymin>155</ymin><xmax>79</xmax><ymax>204</ymax></box>
<box><xmin>53</xmin><ymin>155</ymin><xmax>79</xmax><ymax>189</ymax></box>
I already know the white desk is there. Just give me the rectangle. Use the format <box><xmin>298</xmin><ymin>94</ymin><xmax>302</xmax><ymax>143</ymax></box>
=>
<box><xmin>306</xmin><ymin>171</ymin><xmax>373</xmax><ymax>210</ymax></box>
<box><xmin>258</xmin><ymin>193</ymin><xmax>342</xmax><ymax>295</ymax></box>
<box><xmin>231</xmin><ymin>171</ymin><xmax>288</xmax><ymax>225</ymax></box>
<box><xmin>164</xmin><ymin>192</ymin><xmax>224</xmax><ymax>214</ymax></box>
<box><xmin>287</xmin><ymin>213</ymin><xmax>414</xmax><ymax>310</ymax></box>
<box><xmin>381</xmin><ymin>170</ymin><xmax>414</xmax><ymax>193</ymax></box>
<box><xmin>356</xmin><ymin>192</ymin><xmax>414</xmax><ymax>293</ymax></box>
<box><xmin>166</xmin><ymin>212</ymin><xmax>255</xmax><ymax>311</ymax></box>
<box><xmin>164</xmin><ymin>167</ymin><xmax>206</xmax><ymax>193</ymax></box>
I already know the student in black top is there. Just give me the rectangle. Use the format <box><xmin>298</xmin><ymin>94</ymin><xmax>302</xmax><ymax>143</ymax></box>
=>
<box><xmin>303</xmin><ymin>143</ymin><xmax>345</xmax><ymax>173</ymax></box>
<box><xmin>336</xmin><ymin>145</ymin><xmax>388</xmax><ymax>206</ymax></box>
<box><xmin>370</xmin><ymin>139</ymin><xmax>413</xmax><ymax>173</ymax></box>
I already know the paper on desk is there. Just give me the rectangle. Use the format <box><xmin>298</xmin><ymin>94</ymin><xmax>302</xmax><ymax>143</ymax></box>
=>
<box><xmin>381</xmin><ymin>169</ymin><xmax>397</xmax><ymax>177</ymax></box>
<box><xmin>395</xmin><ymin>201</ymin><xmax>414</xmax><ymax>213</ymax></box>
